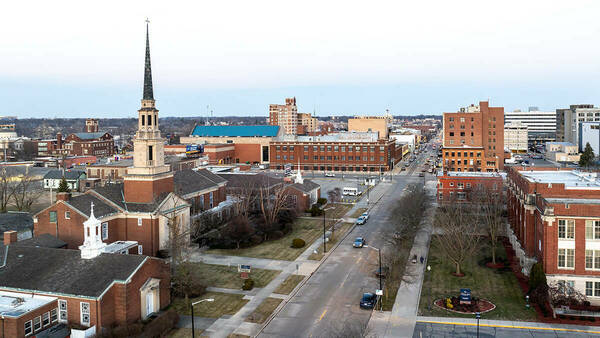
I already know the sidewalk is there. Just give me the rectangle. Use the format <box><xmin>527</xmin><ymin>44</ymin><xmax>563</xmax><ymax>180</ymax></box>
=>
<box><xmin>416</xmin><ymin>316</ymin><xmax>600</xmax><ymax>334</ymax></box>
<box><xmin>367</xmin><ymin>180</ymin><xmax>436</xmax><ymax>338</ymax></box>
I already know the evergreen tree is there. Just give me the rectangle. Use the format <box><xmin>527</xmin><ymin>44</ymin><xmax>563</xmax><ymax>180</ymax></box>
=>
<box><xmin>579</xmin><ymin>142</ymin><xmax>595</xmax><ymax>167</ymax></box>
<box><xmin>57</xmin><ymin>176</ymin><xmax>70</xmax><ymax>193</ymax></box>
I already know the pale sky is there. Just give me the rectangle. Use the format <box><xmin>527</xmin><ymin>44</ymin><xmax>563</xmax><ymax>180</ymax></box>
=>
<box><xmin>2</xmin><ymin>0</ymin><xmax>600</xmax><ymax>118</ymax></box>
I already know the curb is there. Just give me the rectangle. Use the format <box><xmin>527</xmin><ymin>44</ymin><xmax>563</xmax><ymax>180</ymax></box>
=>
<box><xmin>416</xmin><ymin>319</ymin><xmax>600</xmax><ymax>334</ymax></box>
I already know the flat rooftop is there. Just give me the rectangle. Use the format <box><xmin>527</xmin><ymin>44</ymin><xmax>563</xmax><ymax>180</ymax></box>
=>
<box><xmin>439</xmin><ymin>171</ymin><xmax>503</xmax><ymax>178</ymax></box>
<box><xmin>519</xmin><ymin>170</ymin><xmax>600</xmax><ymax>189</ymax></box>
<box><xmin>545</xmin><ymin>197</ymin><xmax>600</xmax><ymax>205</ymax></box>
<box><xmin>0</xmin><ymin>291</ymin><xmax>56</xmax><ymax>318</ymax></box>
<box><xmin>278</xmin><ymin>131</ymin><xmax>379</xmax><ymax>143</ymax></box>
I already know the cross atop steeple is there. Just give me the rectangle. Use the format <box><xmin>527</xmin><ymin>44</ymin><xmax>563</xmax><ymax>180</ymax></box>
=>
<box><xmin>143</xmin><ymin>19</ymin><xmax>154</xmax><ymax>101</ymax></box>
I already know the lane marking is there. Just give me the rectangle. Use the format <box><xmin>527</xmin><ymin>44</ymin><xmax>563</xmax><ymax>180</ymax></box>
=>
<box><xmin>319</xmin><ymin>309</ymin><xmax>327</xmax><ymax>321</ymax></box>
<box><xmin>416</xmin><ymin>320</ymin><xmax>600</xmax><ymax>334</ymax></box>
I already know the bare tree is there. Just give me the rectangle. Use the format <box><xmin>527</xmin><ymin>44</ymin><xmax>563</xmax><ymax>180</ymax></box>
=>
<box><xmin>473</xmin><ymin>186</ymin><xmax>505</xmax><ymax>265</ymax></box>
<box><xmin>0</xmin><ymin>167</ymin><xmax>15</xmax><ymax>213</ymax></box>
<box><xmin>164</xmin><ymin>195</ymin><xmax>191</xmax><ymax>273</ymax></box>
<box><xmin>221</xmin><ymin>215</ymin><xmax>253</xmax><ymax>249</ymax></box>
<box><xmin>230</xmin><ymin>179</ymin><xmax>257</xmax><ymax>224</ymax></box>
<box><xmin>258</xmin><ymin>183</ymin><xmax>291</xmax><ymax>239</ymax></box>
<box><xmin>327</xmin><ymin>187</ymin><xmax>342</xmax><ymax>203</ymax></box>
<box><xmin>548</xmin><ymin>281</ymin><xmax>587</xmax><ymax>308</ymax></box>
<box><xmin>434</xmin><ymin>202</ymin><xmax>481</xmax><ymax>276</ymax></box>
<box><xmin>11</xmin><ymin>168</ymin><xmax>43</xmax><ymax>212</ymax></box>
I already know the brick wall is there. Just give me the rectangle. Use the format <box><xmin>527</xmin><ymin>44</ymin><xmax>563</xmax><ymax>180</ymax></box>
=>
<box><xmin>124</xmin><ymin>176</ymin><xmax>174</xmax><ymax>203</ymax></box>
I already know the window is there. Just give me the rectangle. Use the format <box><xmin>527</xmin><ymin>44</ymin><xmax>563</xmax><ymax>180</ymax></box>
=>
<box><xmin>65</xmin><ymin>211</ymin><xmax>70</xmax><ymax>219</ymax></box>
<box><xmin>327</xmin><ymin>146</ymin><xmax>332</xmax><ymax>151</ymax></box>
<box><xmin>43</xmin><ymin>312</ymin><xmax>50</xmax><ymax>326</ymax></box>
<box><xmin>80</xmin><ymin>302</ymin><xmax>90</xmax><ymax>326</ymax></box>
<box><xmin>138</xmin><ymin>245</ymin><xmax>143</xmax><ymax>254</ymax></box>
<box><xmin>449</xmin><ymin>182</ymin><xmax>454</xmax><ymax>187</ymax></box>
<box><xmin>449</xmin><ymin>132</ymin><xmax>454</xmax><ymax>136</ymax></box>
<box><xmin>466</xmin><ymin>183</ymin><xmax>471</xmax><ymax>188</ymax></box>
<box><xmin>457</xmin><ymin>183</ymin><xmax>464</xmax><ymax>189</ymax></box>
<box><xmin>341</xmin><ymin>146</ymin><xmax>346</xmax><ymax>152</ymax></box>
<box><xmin>24</xmin><ymin>320</ymin><xmax>33</xmax><ymax>335</ymax></box>
<box><xmin>51</xmin><ymin>308</ymin><xmax>58</xmax><ymax>323</ymax></box>
<box><xmin>50</xmin><ymin>211</ymin><xmax>57</xmax><ymax>223</ymax></box>
<box><xmin>276</xmin><ymin>146</ymin><xmax>280</xmax><ymax>151</ymax></box>
<box><xmin>304</xmin><ymin>155</ymin><xmax>308</xmax><ymax>160</ymax></box>
<box><xmin>457</xmin><ymin>192</ymin><xmax>466</xmax><ymax>200</ymax></box>
<box><xmin>101</xmin><ymin>222</ymin><xmax>108</xmax><ymax>240</ymax></box>
<box><xmin>138</xmin><ymin>218</ymin><xmax>142</xmax><ymax>226</ymax></box>
<box><xmin>586</xmin><ymin>250</ymin><xmax>600</xmax><ymax>269</ymax></box>
<box><xmin>586</xmin><ymin>220</ymin><xmax>600</xmax><ymax>239</ymax></box>
<box><xmin>558</xmin><ymin>220</ymin><xmax>575</xmax><ymax>239</ymax></box>
<box><xmin>586</xmin><ymin>281</ymin><xmax>600</xmax><ymax>297</ymax></box>
<box><xmin>320</xmin><ymin>146</ymin><xmax>325</xmax><ymax>151</ymax></box>
<box><xmin>59</xmin><ymin>300</ymin><xmax>67</xmax><ymax>323</ymax></box>
<box><xmin>313</xmin><ymin>156</ymin><xmax>318</xmax><ymax>160</ymax></box>
<box><xmin>313</xmin><ymin>146</ymin><xmax>317</xmax><ymax>151</ymax></box>
<box><xmin>34</xmin><ymin>316</ymin><xmax>41</xmax><ymax>331</ymax></box>
<box><xmin>558</xmin><ymin>248</ymin><xmax>575</xmax><ymax>268</ymax></box>
<box><xmin>304</xmin><ymin>146</ymin><xmax>308</xmax><ymax>151</ymax></box>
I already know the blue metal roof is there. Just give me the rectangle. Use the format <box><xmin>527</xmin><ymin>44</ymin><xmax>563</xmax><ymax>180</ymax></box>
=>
<box><xmin>191</xmin><ymin>125</ymin><xmax>280</xmax><ymax>137</ymax></box>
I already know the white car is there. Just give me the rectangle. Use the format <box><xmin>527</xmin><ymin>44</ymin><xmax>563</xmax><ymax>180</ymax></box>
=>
<box><xmin>361</xmin><ymin>212</ymin><xmax>369</xmax><ymax>220</ymax></box>
<box><xmin>324</xmin><ymin>172</ymin><xmax>335</xmax><ymax>177</ymax></box>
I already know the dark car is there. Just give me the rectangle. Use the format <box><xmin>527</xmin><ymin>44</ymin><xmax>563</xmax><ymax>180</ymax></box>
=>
<box><xmin>375</xmin><ymin>266</ymin><xmax>389</xmax><ymax>278</ymax></box>
<box><xmin>360</xmin><ymin>292</ymin><xmax>377</xmax><ymax>309</ymax></box>
<box><xmin>418</xmin><ymin>172</ymin><xmax>425</xmax><ymax>177</ymax></box>
<box><xmin>353</xmin><ymin>237</ymin><xmax>366</xmax><ymax>248</ymax></box>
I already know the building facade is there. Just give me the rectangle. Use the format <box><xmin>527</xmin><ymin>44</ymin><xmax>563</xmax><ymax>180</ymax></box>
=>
<box><xmin>578</xmin><ymin>122</ymin><xmax>600</xmax><ymax>157</ymax></box>
<box><xmin>348</xmin><ymin>116</ymin><xmax>390</xmax><ymax>139</ymax></box>
<box><xmin>269</xmin><ymin>132</ymin><xmax>397</xmax><ymax>172</ymax></box>
<box><xmin>269</xmin><ymin>97</ymin><xmax>299</xmax><ymax>135</ymax></box>
<box><xmin>545</xmin><ymin>142</ymin><xmax>581</xmax><ymax>163</ymax></box>
<box><xmin>442</xmin><ymin>101</ymin><xmax>504</xmax><ymax>172</ymax></box>
<box><xmin>506</xmin><ymin>167</ymin><xmax>600</xmax><ymax>304</ymax></box>
<box><xmin>298</xmin><ymin>113</ymin><xmax>318</xmax><ymax>133</ymax></box>
<box><xmin>504</xmin><ymin>109</ymin><xmax>556</xmax><ymax>144</ymax></box>
<box><xmin>436</xmin><ymin>171</ymin><xmax>503</xmax><ymax>202</ymax></box>
<box><xmin>556</xmin><ymin>104</ymin><xmax>600</xmax><ymax>147</ymax></box>
<box><xmin>504</xmin><ymin>122</ymin><xmax>528</xmax><ymax>153</ymax></box>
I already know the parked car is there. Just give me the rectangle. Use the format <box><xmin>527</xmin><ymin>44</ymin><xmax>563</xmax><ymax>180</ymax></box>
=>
<box><xmin>375</xmin><ymin>266</ymin><xmax>390</xmax><ymax>279</ymax></box>
<box><xmin>325</xmin><ymin>172</ymin><xmax>335</xmax><ymax>177</ymax></box>
<box><xmin>418</xmin><ymin>172</ymin><xmax>425</xmax><ymax>177</ymax></box>
<box><xmin>356</xmin><ymin>216</ymin><xmax>366</xmax><ymax>225</ymax></box>
<box><xmin>353</xmin><ymin>237</ymin><xmax>366</xmax><ymax>248</ymax></box>
<box><xmin>360</xmin><ymin>292</ymin><xmax>377</xmax><ymax>309</ymax></box>
<box><xmin>361</xmin><ymin>212</ymin><xmax>369</xmax><ymax>220</ymax></box>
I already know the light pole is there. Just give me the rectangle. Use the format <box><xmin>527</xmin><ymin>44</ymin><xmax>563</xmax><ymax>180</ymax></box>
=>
<box><xmin>426</xmin><ymin>265</ymin><xmax>431</xmax><ymax>310</ymax></box>
<box><xmin>322</xmin><ymin>206</ymin><xmax>334</xmax><ymax>253</ymax></box>
<box><xmin>367</xmin><ymin>245</ymin><xmax>383</xmax><ymax>295</ymax></box>
<box><xmin>475</xmin><ymin>312</ymin><xmax>481</xmax><ymax>338</ymax></box>
<box><xmin>191</xmin><ymin>298</ymin><xmax>214</xmax><ymax>337</ymax></box>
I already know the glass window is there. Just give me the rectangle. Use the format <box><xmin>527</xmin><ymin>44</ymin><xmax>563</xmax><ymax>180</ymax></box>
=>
<box><xmin>341</xmin><ymin>146</ymin><xmax>346</xmax><ymax>152</ymax></box>
<box><xmin>34</xmin><ymin>316</ymin><xmax>41</xmax><ymax>331</ymax></box>
<box><xmin>50</xmin><ymin>211</ymin><xmax>57</xmax><ymax>223</ymax></box>
<box><xmin>43</xmin><ymin>312</ymin><xmax>50</xmax><ymax>326</ymax></box>
<box><xmin>101</xmin><ymin>222</ymin><xmax>108</xmax><ymax>240</ymax></box>
<box><xmin>80</xmin><ymin>302</ymin><xmax>90</xmax><ymax>326</ymax></box>
<box><xmin>586</xmin><ymin>220</ymin><xmax>600</xmax><ymax>239</ymax></box>
<box><xmin>586</xmin><ymin>281</ymin><xmax>593</xmax><ymax>296</ymax></box>
<box><xmin>25</xmin><ymin>321</ymin><xmax>32</xmax><ymax>336</ymax></box>
<box><xmin>558</xmin><ymin>220</ymin><xmax>575</xmax><ymax>239</ymax></box>
<box><xmin>51</xmin><ymin>308</ymin><xmax>58</xmax><ymax>323</ymax></box>
<box><xmin>137</xmin><ymin>218</ymin><xmax>142</xmax><ymax>226</ymax></box>
<box><xmin>65</xmin><ymin>211</ymin><xmax>70</xmax><ymax>219</ymax></box>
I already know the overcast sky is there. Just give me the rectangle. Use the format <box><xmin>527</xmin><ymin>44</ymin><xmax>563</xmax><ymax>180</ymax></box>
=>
<box><xmin>2</xmin><ymin>0</ymin><xmax>600</xmax><ymax>118</ymax></box>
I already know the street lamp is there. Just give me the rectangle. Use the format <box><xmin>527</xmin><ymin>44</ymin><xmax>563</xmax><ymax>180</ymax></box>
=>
<box><xmin>191</xmin><ymin>298</ymin><xmax>214</xmax><ymax>337</ymax></box>
<box><xmin>426</xmin><ymin>265</ymin><xmax>431</xmax><ymax>310</ymax></box>
<box><xmin>322</xmin><ymin>206</ymin><xmax>334</xmax><ymax>253</ymax></box>
<box><xmin>475</xmin><ymin>312</ymin><xmax>481</xmax><ymax>338</ymax></box>
<box><xmin>367</xmin><ymin>245</ymin><xmax>383</xmax><ymax>296</ymax></box>
<box><xmin>525</xmin><ymin>295</ymin><xmax>530</xmax><ymax>308</ymax></box>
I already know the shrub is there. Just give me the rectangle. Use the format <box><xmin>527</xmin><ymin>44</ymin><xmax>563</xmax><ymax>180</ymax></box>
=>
<box><xmin>139</xmin><ymin>309</ymin><xmax>179</xmax><ymax>338</ymax></box>
<box><xmin>249</xmin><ymin>235</ymin><xmax>263</xmax><ymax>245</ymax></box>
<box><xmin>529</xmin><ymin>263</ymin><xmax>547</xmax><ymax>290</ymax></box>
<box><xmin>317</xmin><ymin>197</ymin><xmax>327</xmax><ymax>205</ymax></box>
<box><xmin>242</xmin><ymin>278</ymin><xmax>255</xmax><ymax>290</ymax></box>
<box><xmin>270</xmin><ymin>230</ymin><xmax>284</xmax><ymax>239</ymax></box>
<box><xmin>292</xmin><ymin>238</ymin><xmax>306</xmax><ymax>248</ymax></box>
<box><xmin>309</xmin><ymin>204</ymin><xmax>323</xmax><ymax>217</ymax></box>
<box><xmin>156</xmin><ymin>250</ymin><xmax>170</xmax><ymax>259</ymax></box>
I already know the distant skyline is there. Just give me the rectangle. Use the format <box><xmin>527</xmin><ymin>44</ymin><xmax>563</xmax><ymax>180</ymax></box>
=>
<box><xmin>2</xmin><ymin>1</ymin><xmax>600</xmax><ymax>118</ymax></box>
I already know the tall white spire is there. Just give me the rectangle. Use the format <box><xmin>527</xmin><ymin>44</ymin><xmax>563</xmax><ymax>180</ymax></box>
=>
<box><xmin>79</xmin><ymin>202</ymin><xmax>107</xmax><ymax>259</ymax></box>
<box><xmin>295</xmin><ymin>160</ymin><xmax>304</xmax><ymax>184</ymax></box>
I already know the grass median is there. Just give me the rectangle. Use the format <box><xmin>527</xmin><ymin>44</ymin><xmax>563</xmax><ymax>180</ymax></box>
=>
<box><xmin>308</xmin><ymin>222</ymin><xmax>354</xmax><ymax>260</ymax></box>
<box><xmin>206</xmin><ymin>218</ymin><xmax>336</xmax><ymax>261</ymax></box>
<box><xmin>245</xmin><ymin>297</ymin><xmax>283</xmax><ymax>324</ymax></box>
<box><xmin>418</xmin><ymin>237</ymin><xmax>537</xmax><ymax>321</ymax></box>
<box><xmin>191</xmin><ymin>262</ymin><xmax>279</xmax><ymax>289</ymax></box>
<box><xmin>170</xmin><ymin>292</ymin><xmax>248</xmax><ymax>318</ymax></box>
<box><xmin>274</xmin><ymin>274</ymin><xmax>305</xmax><ymax>295</ymax></box>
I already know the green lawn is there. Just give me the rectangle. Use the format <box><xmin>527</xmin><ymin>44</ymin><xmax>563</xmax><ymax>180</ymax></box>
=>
<box><xmin>245</xmin><ymin>297</ymin><xmax>283</xmax><ymax>324</ymax></box>
<box><xmin>274</xmin><ymin>275</ymin><xmax>305</xmax><ymax>295</ymax></box>
<box><xmin>190</xmin><ymin>262</ymin><xmax>280</xmax><ymax>289</ymax></box>
<box><xmin>309</xmin><ymin>222</ymin><xmax>354</xmax><ymax>260</ymax></box>
<box><xmin>206</xmin><ymin>218</ymin><xmax>335</xmax><ymax>261</ymax></box>
<box><xmin>418</xmin><ymin>237</ymin><xmax>537</xmax><ymax>321</ymax></box>
<box><xmin>170</xmin><ymin>292</ymin><xmax>248</xmax><ymax>318</ymax></box>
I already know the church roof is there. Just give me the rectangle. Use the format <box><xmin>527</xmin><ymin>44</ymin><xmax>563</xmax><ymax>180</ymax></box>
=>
<box><xmin>191</xmin><ymin>125</ymin><xmax>280</xmax><ymax>137</ymax></box>
<box><xmin>173</xmin><ymin>169</ymin><xmax>226</xmax><ymax>196</ymax></box>
<box><xmin>289</xmin><ymin>179</ymin><xmax>320</xmax><ymax>193</ymax></box>
<box><xmin>143</xmin><ymin>22</ymin><xmax>154</xmax><ymax>101</ymax></box>
<box><xmin>0</xmin><ymin>245</ymin><xmax>146</xmax><ymax>298</ymax></box>
<box><xmin>43</xmin><ymin>169</ymin><xmax>86</xmax><ymax>180</ymax></box>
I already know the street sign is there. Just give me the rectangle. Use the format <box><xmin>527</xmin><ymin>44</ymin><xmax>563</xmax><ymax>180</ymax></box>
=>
<box><xmin>240</xmin><ymin>272</ymin><xmax>249</xmax><ymax>279</ymax></box>
<box><xmin>460</xmin><ymin>288</ymin><xmax>472</xmax><ymax>304</ymax></box>
<box><xmin>375</xmin><ymin>289</ymin><xmax>383</xmax><ymax>296</ymax></box>
<box><xmin>238</xmin><ymin>264</ymin><xmax>251</xmax><ymax>273</ymax></box>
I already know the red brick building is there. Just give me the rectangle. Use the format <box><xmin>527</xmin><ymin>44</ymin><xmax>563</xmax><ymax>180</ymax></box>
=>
<box><xmin>0</xmin><ymin>230</ymin><xmax>170</xmax><ymax>336</ymax></box>
<box><xmin>436</xmin><ymin>171</ymin><xmax>503</xmax><ymax>202</ymax></box>
<box><xmin>32</xmin><ymin>119</ymin><xmax>114</xmax><ymax>158</ymax></box>
<box><xmin>204</xmin><ymin>144</ymin><xmax>235</xmax><ymax>164</ymax></box>
<box><xmin>442</xmin><ymin>101</ymin><xmax>504</xmax><ymax>172</ymax></box>
<box><xmin>506</xmin><ymin>167</ymin><xmax>600</xmax><ymax>304</ymax></box>
<box><xmin>270</xmin><ymin>132</ymin><xmax>398</xmax><ymax>173</ymax></box>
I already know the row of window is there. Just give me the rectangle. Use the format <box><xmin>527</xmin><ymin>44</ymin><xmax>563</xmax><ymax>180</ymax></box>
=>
<box><xmin>24</xmin><ymin>308</ymin><xmax>58</xmax><ymax>336</ymax></box>
<box><xmin>276</xmin><ymin>155</ymin><xmax>385</xmax><ymax>162</ymax></box>
<box><xmin>557</xmin><ymin>220</ymin><xmax>600</xmax><ymax>240</ymax></box>
<box><xmin>275</xmin><ymin>145</ymin><xmax>385</xmax><ymax>152</ymax></box>
<box><xmin>278</xmin><ymin>165</ymin><xmax>385</xmax><ymax>172</ymax></box>
<box><xmin>439</xmin><ymin>182</ymin><xmax>498</xmax><ymax>190</ymax></box>
<box><xmin>445</xmin><ymin>151</ymin><xmax>482</xmax><ymax>158</ymax></box>
<box><xmin>49</xmin><ymin>211</ymin><xmax>144</xmax><ymax>228</ymax></box>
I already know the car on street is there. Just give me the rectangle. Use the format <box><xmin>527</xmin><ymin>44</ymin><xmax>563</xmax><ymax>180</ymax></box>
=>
<box><xmin>353</xmin><ymin>237</ymin><xmax>366</xmax><ymax>247</ymax></box>
<box><xmin>324</xmin><ymin>172</ymin><xmax>335</xmax><ymax>177</ymax></box>
<box><xmin>361</xmin><ymin>212</ymin><xmax>369</xmax><ymax>220</ymax></box>
<box><xmin>360</xmin><ymin>292</ymin><xmax>377</xmax><ymax>309</ymax></box>
<box><xmin>418</xmin><ymin>172</ymin><xmax>424</xmax><ymax>177</ymax></box>
<box><xmin>356</xmin><ymin>216</ymin><xmax>366</xmax><ymax>225</ymax></box>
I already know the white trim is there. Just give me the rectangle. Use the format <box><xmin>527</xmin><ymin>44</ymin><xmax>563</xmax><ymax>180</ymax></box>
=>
<box><xmin>80</xmin><ymin>301</ymin><xmax>90</xmax><ymax>327</ymax></box>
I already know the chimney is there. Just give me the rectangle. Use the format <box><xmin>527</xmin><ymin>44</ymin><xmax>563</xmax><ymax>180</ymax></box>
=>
<box><xmin>56</xmin><ymin>192</ymin><xmax>71</xmax><ymax>201</ymax></box>
<box><xmin>56</xmin><ymin>132</ymin><xmax>63</xmax><ymax>149</ymax></box>
<box><xmin>3</xmin><ymin>231</ymin><xmax>17</xmax><ymax>245</ymax></box>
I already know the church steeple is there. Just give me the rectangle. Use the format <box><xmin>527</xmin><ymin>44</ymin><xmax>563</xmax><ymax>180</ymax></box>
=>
<box><xmin>143</xmin><ymin>19</ymin><xmax>154</xmax><ymax>101</ymax></box>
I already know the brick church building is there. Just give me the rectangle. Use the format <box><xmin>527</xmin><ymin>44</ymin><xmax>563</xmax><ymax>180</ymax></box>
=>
<box><xmin>33</xmin><ymin>21</ymin><xmax>226</xmax><ymax>257</ymax></box>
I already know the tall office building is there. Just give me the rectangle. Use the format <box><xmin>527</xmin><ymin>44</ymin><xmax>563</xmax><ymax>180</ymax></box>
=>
<box><xmin>269</xmin><ymin>97</ymin><xmax>299</xmax><ymax>135</ymax></box>
<box><xmin>556</xmin><ymin>104</ymin><xmax>600</xmax><ymax>149</ymax></box>
<box><xmin>442</xmin><ymin>101</ymin><xmax>504</xmax><ymax>172</ymax></box>
<box><xmin>504</xmin><ymin>108</ymin><xmax>556</xmax><ymax>144</ymax></box>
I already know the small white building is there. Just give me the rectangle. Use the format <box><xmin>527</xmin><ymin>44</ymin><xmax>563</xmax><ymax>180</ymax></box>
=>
<box><xmin>504</xmin><ymin>122</ymin><xmax>528</xmax><ymax>153</ymax></box>
<box><xmin>545</xmin><ymin>142</ymin><xmax>580</xmax><ymax>163</ymax></box>
<box><xmin>578</xmin><ymin>122</ymin><xmax>600</xmax><ymax>155</ymax></box>
<box><xmin>43</xmin><ymin>169</ymin><xmax>87</xmax><ymax>191</ymax></box>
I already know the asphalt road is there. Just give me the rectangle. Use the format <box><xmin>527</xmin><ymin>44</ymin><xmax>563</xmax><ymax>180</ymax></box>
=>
<box><xmin>258</xmin><ymin>150</ymin><xmax>436</xmax><ymax>338</ymax></box>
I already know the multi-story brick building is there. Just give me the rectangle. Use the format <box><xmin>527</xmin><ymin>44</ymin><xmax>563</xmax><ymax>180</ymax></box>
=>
<box><xmin>436</xmin><ymin>171</ymin><xmax>503</xmax><ymax>202</ymax></box>
<box><xmin>298</xmin><ymin>113</ymin><xmax>318</xmax><ymax>133</ymax></box>
<box><xmin>269</xmin><ymin>97</ymin><xmax>299</xmax><ymax>135</ymax></box>
<box><xmin>348</xmin><ymin>116</ymin><xmax>391</xmax><ymax>139</ymax></box>
<box><xmin>442</xmin><ymin>101</ymin><xmax>505</xmax><ymax>172</ymax></box>
<box><xmin>32</xmin><ymin>123</ymin><xmax>114</xmax><ymax>158</ymax></box>
<box><xmin>506</xmin><ymin>167</ymin><xmax>600</xmax><ymax>304</ymax></box>
<box><xmin>270</xmin><ymin>132</ymin><xmax>398</xmax><ymax>173</ymax></box>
